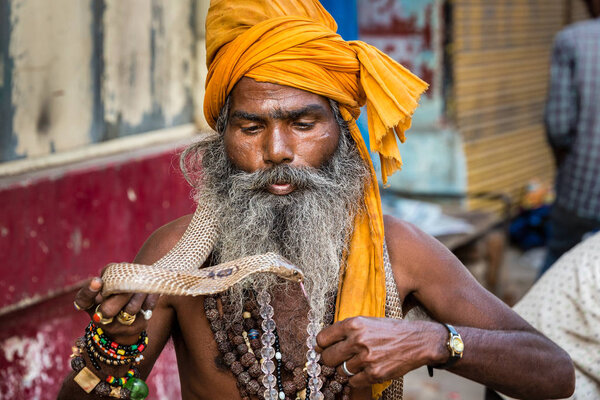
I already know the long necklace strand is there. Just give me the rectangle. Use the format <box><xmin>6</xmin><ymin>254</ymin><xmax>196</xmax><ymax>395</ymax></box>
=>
<box><xmin>204</xmin><ymin>292</ymin><xmax>350</xmax><ymax>399</ymax></box>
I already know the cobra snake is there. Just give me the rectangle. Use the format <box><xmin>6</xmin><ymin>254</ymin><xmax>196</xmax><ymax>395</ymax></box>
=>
<box><xmin>101</xmin><ymin>204</ymin><xmax>304</xmax><ymax>297</ymax></box>
<box><xmin>101</xmin><ymin>204</ymin><xmax>407</xmax><ymax>398</ymax></box>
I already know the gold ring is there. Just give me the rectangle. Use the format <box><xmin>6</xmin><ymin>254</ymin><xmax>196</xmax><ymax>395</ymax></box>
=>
<box><xmin>93</xmin><ymin>305</ymin><xmax>114</xmax><ymax>325</ymax></box>
<box><xmin>116</xmin><ymin>311</ymin><xmax>137</xmax><ymax>326</ymax></box>
<box><xmin>74</xmin><ymin>300</ymin><xmax>93</xmax><ymax>311</ymax></box>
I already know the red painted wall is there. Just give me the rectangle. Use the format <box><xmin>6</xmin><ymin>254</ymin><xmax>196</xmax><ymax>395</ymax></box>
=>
<box><xmin>0</xmin><ymin>150</ymin><xmax>195</xmax><ymax>311</ymax></box>
<box><xmin>0</xmin><ymin>290</ymin><xmax>180</xmax><ymax>400</ymax></box>
<box><xmin>0</xmin><ymin>148</ymin><xmax>196</xmax><ymax>399</ymax></box>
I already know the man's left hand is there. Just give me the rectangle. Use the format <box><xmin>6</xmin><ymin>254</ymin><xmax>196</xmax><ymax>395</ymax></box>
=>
<box><xmin>315</xmin><ymin>317</ymin><xmax>446</xmax><ymax>387</ymax></box>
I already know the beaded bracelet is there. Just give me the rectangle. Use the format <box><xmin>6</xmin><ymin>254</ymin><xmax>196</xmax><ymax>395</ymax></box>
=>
<box><xmin>71</xmin><ymin>336</ymin><xmax>149</xmax><ymax>399</ymax></box>
<box><xmin>71</xmin><ymin>354</ymin><xmax>148</xmax><ymax>399</ymax></box>
<box><xmin>84</xmin><ymin>322</ymin><xmax>147</xmax><ymax>367</ymax></box>
<box><xmin>106</xmin><ymin>368</ymin><xmax>137</xmax><ymax>387</ymax></box>
<box><xmin>86</xmin><ymin>331</ymin><xmax>140</xmax><ymax>364</ymax></box>
<box><xmin>86</xmin><ymin>338</ymin><xmax>144</xmax><ymax>367</ymax></box>
<box><xmin>87</xmin><ymin>322</ymin><xmax>148</xmax><ymax>356</ymax></box>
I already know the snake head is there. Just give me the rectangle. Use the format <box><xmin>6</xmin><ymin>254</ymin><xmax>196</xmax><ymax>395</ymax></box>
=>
<box><xmin>270</xmin><ymin>254</ymin><xmax>304</xmax><ymax>283</ymax></box>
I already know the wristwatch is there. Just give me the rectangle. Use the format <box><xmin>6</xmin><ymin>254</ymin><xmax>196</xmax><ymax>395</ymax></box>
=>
<box><xmin>427</xmin><ymin>323</ymin><xmax>464</xmax><ymax>377</ymax></box>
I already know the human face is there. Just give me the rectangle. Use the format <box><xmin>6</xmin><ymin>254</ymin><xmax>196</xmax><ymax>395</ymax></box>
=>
<box><xmin>223</xmin><ymin>78</ymin><xmax>340</xmax><ymax>195</ymax></box>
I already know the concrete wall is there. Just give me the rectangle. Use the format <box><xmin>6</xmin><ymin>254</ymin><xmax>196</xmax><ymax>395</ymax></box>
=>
<box><xmin>358</xmin><ymin>0</ymin><xmax>467</xmax><ymax>194</ymax></box>
<box><xmin>0</xmin><ymin>2</ymin><xmax>210</xmax><ymax>399</ymax></box>
<box><xmin>0</xmin><ymin>0</ymin><xmax>206</xmax><ymax>167</ymax></box>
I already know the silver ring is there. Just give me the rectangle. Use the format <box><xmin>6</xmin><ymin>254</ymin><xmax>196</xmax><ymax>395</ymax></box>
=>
<box><xmin>141</xmin><ymin>309</ymin><xmax>153</xmax><ymax>320</ymax></box>
<box><xmin>342</xmin><ymin>361</ymin><xmax>355</xmax><ymax>377</ymax></box>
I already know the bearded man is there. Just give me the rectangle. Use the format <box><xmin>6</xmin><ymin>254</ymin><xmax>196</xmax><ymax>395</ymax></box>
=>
<box><xmin>58</xmin><ymin>1</ymin><xmax>575</xmax><ymax>399</ymax></box>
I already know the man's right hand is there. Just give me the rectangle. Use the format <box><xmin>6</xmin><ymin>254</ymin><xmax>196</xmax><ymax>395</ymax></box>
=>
<box><xmin>74</xmin><ymin>277</ymin><xmax>159</xmax><ymax>344</ymax></box>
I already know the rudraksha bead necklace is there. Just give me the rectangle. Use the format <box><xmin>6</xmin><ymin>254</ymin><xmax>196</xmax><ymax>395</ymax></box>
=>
<box><xmin>205</xmin><ymin>291</ymin><xmax>351</xmax><ymax>400</ymax></box>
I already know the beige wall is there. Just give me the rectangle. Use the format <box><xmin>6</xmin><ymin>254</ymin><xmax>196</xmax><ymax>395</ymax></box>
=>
<box><xmin>0</xmin><ymin>0</ymin><xmax>210</xmax><ymax>171</ymax></box>
<box><xmin>9</xmin><ymin>0</ymin><xmax>95</xmax><ymax>159</ymax></box>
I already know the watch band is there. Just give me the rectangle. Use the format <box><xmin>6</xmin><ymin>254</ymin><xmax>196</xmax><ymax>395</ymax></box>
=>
<box><xmin>427</xmin><ymin>323</ymin><xmax>464</xmax><ymax>377</ymax></box>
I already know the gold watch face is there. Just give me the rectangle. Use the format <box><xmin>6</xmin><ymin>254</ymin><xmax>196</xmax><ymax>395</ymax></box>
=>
<box><xmin>451</xmin><ymin>336</ymin><xmax>464</xmax><ymax>354</ymax></box>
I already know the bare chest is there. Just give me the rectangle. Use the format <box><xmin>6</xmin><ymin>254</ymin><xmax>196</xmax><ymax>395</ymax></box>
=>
<box><xmin>171</xmin><ymin>289</ymin><xmax>326</xmax><ymax>400</ymax></box>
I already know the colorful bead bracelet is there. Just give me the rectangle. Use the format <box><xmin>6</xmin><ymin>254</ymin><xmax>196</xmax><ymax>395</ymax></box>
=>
<box><xmin>87</xmin><ymin>322</ymin><xmax>148</xmax><ymax>356</ymax></box>
<box><xmin>106</xmin><ymin>369</ymin><xmax>137</xmax><ymax>387</ymax></box>
<box><xmin>70</xmin><ymin>352</ymin><xmax>148</xmax><ymax>399</ymax></box>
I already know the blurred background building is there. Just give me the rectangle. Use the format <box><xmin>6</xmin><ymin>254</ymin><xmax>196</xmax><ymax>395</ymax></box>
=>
<box><xmin>0</xmin><ymin>0</ymin><xmax>591</xmax><ymax>399</ymax></box>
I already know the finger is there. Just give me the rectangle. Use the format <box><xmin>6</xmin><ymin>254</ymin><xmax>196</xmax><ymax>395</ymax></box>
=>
<box><xmin>316</xmin><ymin>318</ymin><xmax>353</xmax><ymax>351</ymax></box>
<box><xmin>122</xmin><ymin>293</ymin><xmax>146</xmax><ymax>316</ymax></box>
<box><xmin>348</xmin><ymin>364</ymin><xmax>388</xmax><ymax>389</ymax></box>
<box><xmin>98</xmin><ymin>315</ymin><xmax>148</xmax><ymax>343</ymax></box>
<box><xmin>139</xmin><ymin>295</ymin><xmax>159</xmax><ymax>320</ymax></box>
<box><xmin>347</xmin><ymin>370</ymin><xmax>375</xmax><ymax>388</ymax></box>
<box><xmin>320</xmin><ymin>337</ymin><xmax>356</xmax><ymax>367</ymax></box>
<box><xmin>74</xmin><ymin>278</ymin><xmax>103</xmax><ymax>311</ymax></box>
<box><xmin>97</xmin><ymin>293</ymin><xmax>133</xmax><ymax>318</ymax></box>
<box><xmin>336</xmin><ymin>353</ymin><xmax>363</xmax><ymax>379</ymax></box>
<box><xmin>94</xmin><ymin>292</ymin><xmax>105</xmax><ymax>305</ymax></box>
<box><xmin>141</xmin><ymin>294</ymin><xmax>159</xmax><ymax>311</ymax></box>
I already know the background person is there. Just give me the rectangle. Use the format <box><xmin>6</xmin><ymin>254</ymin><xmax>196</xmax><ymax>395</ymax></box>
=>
<box><xmin>542</xmin><ymin>0</ymin><xmax>600</xmax><ymax>276</ymax></box>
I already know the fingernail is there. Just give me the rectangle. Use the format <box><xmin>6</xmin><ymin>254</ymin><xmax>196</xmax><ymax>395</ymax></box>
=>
<box><xmin>90</xmin><ymin>278</ymin><xmax>102</xmax><ymax>290</ymax></box>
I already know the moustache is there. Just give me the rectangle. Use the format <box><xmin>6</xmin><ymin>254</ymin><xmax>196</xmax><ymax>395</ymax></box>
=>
<box><xmin>229</xmin><ymin>164</ymin><xmax>335</xmax><ymax>192</ymax></box>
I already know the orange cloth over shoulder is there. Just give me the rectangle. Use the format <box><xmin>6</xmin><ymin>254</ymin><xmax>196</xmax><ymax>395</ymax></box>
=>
<box><xmin>204</xmin><ymin>1</ymin><xmax>427</xmax><ymax>397</ymax></box>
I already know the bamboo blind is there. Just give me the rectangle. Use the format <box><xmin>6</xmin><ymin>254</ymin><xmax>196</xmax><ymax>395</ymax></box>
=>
<box><xmin>451</xmin><ymin>0</ymin><xmax>582</xmax><ymax>212</ymax></box>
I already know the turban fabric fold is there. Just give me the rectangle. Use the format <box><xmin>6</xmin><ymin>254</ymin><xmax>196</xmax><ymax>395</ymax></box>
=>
<box><xmin>204</xmin><ymin>1</ymin><xmax>427</xmax><ymax>397</ymax></box>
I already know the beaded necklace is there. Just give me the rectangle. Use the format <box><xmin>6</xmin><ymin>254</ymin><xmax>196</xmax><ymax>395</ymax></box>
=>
<box><xmin>205</xmin><ymin>291</ymin><xmax>351</xmax><ymax>400</ymax></box>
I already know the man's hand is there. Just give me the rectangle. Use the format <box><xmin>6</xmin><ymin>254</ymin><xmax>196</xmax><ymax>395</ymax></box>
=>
<box><xmin>315</xmin><ymin>316</ymin><xmax>446</xmax><ymax>388</ymax></box>
<box><xmin>74</xmin><ymin>276</ymin><xmax>159</xmax><ymax>343</ymax></box>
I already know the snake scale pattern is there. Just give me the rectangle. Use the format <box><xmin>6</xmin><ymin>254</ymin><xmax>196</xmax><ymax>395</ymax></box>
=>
<box><xmin>101</xmin><ymin>204</ymin><xmax>304</xmax><ymax>297</ymax></box>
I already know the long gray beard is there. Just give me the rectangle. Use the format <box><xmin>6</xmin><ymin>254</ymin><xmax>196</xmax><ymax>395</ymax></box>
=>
<box><xmin>193</xmin><ymin>131</ymin><xmax>369</xmax><ymax>324</ymax></box>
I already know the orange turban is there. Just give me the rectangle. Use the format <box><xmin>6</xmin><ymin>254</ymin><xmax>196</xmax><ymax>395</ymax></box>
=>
<box><xmin>204</xmin><ymin>1</ymin><xmax>427</xmax><ymax>397</ymax></box>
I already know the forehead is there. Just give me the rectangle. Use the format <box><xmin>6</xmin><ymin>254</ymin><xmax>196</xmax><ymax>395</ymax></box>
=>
<box><xmin>229</xmin><ymin>77</ymin><xmax>331</xmax><ymax>114</ymax></box>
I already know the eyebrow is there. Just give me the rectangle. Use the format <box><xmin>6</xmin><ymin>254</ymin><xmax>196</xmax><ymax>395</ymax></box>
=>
<box><xmin>229</xmin><ymin>104</ymin><xmax>328</xmax><ymax>123</ymax></box>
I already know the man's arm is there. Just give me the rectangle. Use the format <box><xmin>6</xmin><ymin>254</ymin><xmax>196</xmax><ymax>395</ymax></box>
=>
<box><xmin>317</xmin><ymin>216</ymin><xmax>574</xmax><ymax>400</ymax></box>
<box><xmin>57</xmin><ymin>215</ymin><xmax>192</xmax><ymax>399</ymax></box>
<box><xmin>545</xmin><ymin>29</ymin><xmax>578</xmax><ymax>165</ymax></box>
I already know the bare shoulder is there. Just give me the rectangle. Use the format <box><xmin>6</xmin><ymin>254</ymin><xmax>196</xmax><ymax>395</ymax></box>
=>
<box><xmin>133</xmin><ymin>214</ymin><xmax>194</xmax><ymax>311</ymax></box>
<box><xmin>383</xmin><ymin>214</ymin><xmax>529</xmax><ymax>328</ymax></box>
<box><xmin>383</xmin><ymin>213</ymin><xmax>448</xmax><ymax>255</ymax></box>
<box><xmin>382</xmin><ymin>214</ymin><xmax>459</xmax><ymax>297</ymax></box>
<box><xmin>134</xmin><ymin>214</ymin><xmax>194</xmax><ymax>265</ymax></box>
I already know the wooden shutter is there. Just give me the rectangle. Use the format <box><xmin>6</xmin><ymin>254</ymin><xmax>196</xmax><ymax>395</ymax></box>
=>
<box><xmin>450</xmin><ymin>0</ymin><xmax>573</xmax><ymax>212</ymax></box>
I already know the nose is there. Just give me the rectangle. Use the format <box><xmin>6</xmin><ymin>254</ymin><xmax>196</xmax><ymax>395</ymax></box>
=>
<box><xmin>262</xmin><ymin>125</ymin><xmax>294</xmax><ymax>166</ymax></box>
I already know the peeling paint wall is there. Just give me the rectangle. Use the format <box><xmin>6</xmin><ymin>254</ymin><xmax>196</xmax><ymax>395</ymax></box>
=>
<box><xmin>0</xmin><ymin>291</ymin><xmax>181</xmax><ymax>399</ymax></box>
<box><xmin>358</xmin><ymin>0</ymin><xmax>466</xmax><ymax>194</ymax></box>
<box><xmin>102</xmin><ymin>0</ymin><xmax>195</xmax><ymax>138</ymax></box>
<box><xmin>10</xmin><ymin>0</ymin><xmax>95</xmax><ymax>160</ymax></box>
<box><xmin>0</xmin><ymin>148</ymin><xmax>195</xmax><ymax>312</ymax></box>
<box><xmin>0</xmin><ymin>0</ymin><xmax>206</xmax><ymax>164</ymax></box>
<box><xmin>359</xmin><ymin>0</ymin><xmax>438</xmax><ymax>100</ymax></box>
<box><xmin>0</xmin><ymin>1</ymin><xmax>16</xmax><ymax>162</ymax></box>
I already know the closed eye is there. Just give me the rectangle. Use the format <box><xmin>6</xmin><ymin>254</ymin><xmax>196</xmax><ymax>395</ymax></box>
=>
<box><xmin>294</xmin><ymin>122</ymin><xmax>315</xmax><ymax>130</ymax></box>
<box><xmin>240</xmin><ymin>125</ymin><xmax>262</xmax><ymax>134</ymax></box>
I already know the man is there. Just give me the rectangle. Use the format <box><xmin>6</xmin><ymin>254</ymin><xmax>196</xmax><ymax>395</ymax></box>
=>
<box><xmin>514</xmin><ymin>232</ymin><xmax>600</xmax><ymax>399</ymax></box>
<box><xmin>59</xmin><ymin>1</ymin><xmax>575</xmax><ymax>399</ymax></box>
<box><xmin>542</xmin><ymin>0</ymin><xmax>600</xmax><ymax>276</ymax></box>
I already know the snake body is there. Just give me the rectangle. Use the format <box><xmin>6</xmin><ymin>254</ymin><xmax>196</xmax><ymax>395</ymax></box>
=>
<box><xmin>101</xmin><ymin>204</ymin><xmax>304</xmax><ymax>297</ymax></box>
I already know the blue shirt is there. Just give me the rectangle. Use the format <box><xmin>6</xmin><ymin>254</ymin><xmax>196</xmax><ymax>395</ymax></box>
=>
<box><xmin>545</xmin><ymin>18</ymin><xmax>600</xmax><ymax>221</ymax></box>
